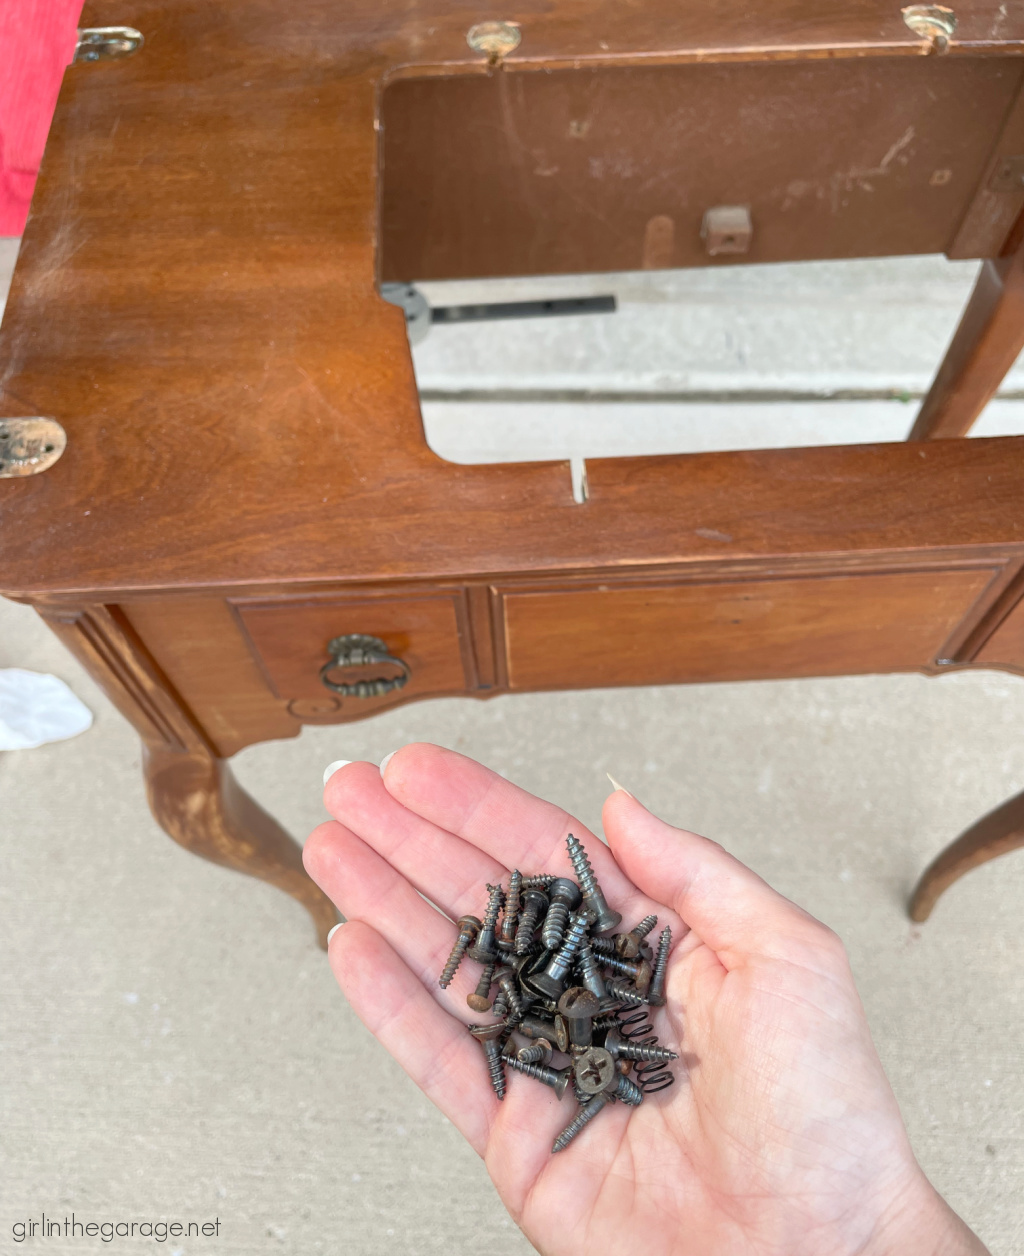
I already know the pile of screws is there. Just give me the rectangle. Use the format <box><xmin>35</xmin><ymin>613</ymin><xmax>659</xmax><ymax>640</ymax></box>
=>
<box><xmin>440</xmin><ymin>832</ymin><xmax>677</xmax><ymax>1154</ymax></box>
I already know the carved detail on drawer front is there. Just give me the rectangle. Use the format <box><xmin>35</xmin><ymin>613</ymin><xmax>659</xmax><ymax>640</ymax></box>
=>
<box><xmin>37</xmin><ymin>604</ymin><xmax>204</xmax><ymax>753</ymax></box>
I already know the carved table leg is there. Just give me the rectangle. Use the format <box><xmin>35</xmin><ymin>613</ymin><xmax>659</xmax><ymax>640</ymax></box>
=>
<box><xmin>144</xmin><ymin>743</ymin><xmax>338</xmax><ymax>947</ymax></box>
<box><xmin>38</xmin><ymin>603</ymin><xmax>337</xmax><ymax>947</ymax></box>
<box><xmin>909</xmin><ymin>787</ymin><xmax>1024</xmax><ymax>921</ymax></box>
<box><xmin>908</xmin><ymin>241</ymin><xmax>1024</xmax><ymax>441</ymax></box>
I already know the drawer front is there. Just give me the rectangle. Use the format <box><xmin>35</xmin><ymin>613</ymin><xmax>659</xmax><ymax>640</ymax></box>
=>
<box><xmin>234</xmin><ymin>593</ymin><xmax>471</xmax><ymax>707</ymax></box>
<box><xmin>501</xmin><ymin>569</ymin><xmax>996</xmax><ymax>691</ymax></box>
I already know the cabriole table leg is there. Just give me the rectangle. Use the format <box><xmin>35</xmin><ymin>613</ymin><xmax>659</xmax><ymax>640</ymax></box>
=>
<box><xmin>909</xmin><ymin>787</ymin><xmax>1024</xmax><ymax>921</ymax></box>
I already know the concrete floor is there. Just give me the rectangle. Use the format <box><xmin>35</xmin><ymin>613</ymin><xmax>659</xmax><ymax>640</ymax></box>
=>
<box><xmin>2</xmin><ymin>242</ymin><xmax>1024</xmax><ymax>1254</ymax></box>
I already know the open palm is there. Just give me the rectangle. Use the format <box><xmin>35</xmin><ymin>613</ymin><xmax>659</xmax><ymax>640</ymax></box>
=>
<box><xmin>304</xmin><ymin>744</ymin><xmax>985</xmax><ymax>1256</ymax></box>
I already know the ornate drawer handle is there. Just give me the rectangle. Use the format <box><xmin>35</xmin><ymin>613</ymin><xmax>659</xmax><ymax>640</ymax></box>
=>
<box><xmin>319</xmin><ymin>634</ymin><xmax>410</xmax><ymax>698</ymax></box>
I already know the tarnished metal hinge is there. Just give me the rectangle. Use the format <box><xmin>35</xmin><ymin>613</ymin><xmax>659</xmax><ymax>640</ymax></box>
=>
<box><xmin>0</xmin><ymin>418</ymin><xmax>67</xmax><ymax>478</ymax></box>
<box><xmin>74</xmin><ymin>27</ymin><xmax>144</xmax><ymax>63</ymax></box>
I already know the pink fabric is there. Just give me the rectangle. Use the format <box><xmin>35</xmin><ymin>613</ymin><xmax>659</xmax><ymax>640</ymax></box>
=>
<box><xmin>0</xmin><ymin>0</ymin><xmax>83</xmax><ymax>236</ymax></box>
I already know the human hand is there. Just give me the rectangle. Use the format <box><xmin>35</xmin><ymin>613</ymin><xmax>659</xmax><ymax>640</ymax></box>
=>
<box><xmin>304</xmin><ymin>744</ymin><xmax>988</xmax><ymax>1256</ymax></box>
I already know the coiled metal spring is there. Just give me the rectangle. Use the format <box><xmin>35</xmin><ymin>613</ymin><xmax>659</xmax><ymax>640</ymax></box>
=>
<box><xmin>615</xmin><ymin>1007</ymin><xmax>655</xmax><ymax>1040</ymax></box>
<box><xmin>633</xmin><ymin>1036</ymin><xmax>675</xmax><ymax>1093</ymax></box>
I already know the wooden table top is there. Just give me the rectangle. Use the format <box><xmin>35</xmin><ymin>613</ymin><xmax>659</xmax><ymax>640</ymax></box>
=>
<box><xmin>2</xmin><ymin>0</ymin><xmax>1024</xmax><ymax>601</ymax></box>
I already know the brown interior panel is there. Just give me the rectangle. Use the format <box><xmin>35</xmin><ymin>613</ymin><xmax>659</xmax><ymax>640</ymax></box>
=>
<box><xmin>234</xmin><ymin>593</ymin><xmax>471</xmax><ymax>702</ymax></box>
<box><xmin>501</xmin><ymin>569</ymin><xmax>998</xmax><ymax>691</ymax></box>
<box><xmin>381</xmin><ymin>58</ymin><xmax>1022</xmax><ymax>281</ymax></box>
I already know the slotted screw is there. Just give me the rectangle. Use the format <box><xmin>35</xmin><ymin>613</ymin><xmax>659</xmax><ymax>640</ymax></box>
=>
<box><xmin>439</xmin><ymin>915</ymin><xmax>481</xmax><ymax>988</ymax></box>
<box><xmin>469</xmin><ymin>884</ymin><xmax>504</xmax><ymax>962</ymax></box>
<box><xmin>503</xmin><ymin>1049</ymin><xmax>573</xmax><ymax>1099</ymax></box>
<box><xmin>575</xmin><ymin>938</ymin><xmax>608</xmax><ymax>999</ymax></box>
<box><xmin>601</xmin><ymin>952</ymin><xmax>653</xmax><ymax>993</ymax></box>
<box><xmin>526</xmin><ymin>910</ymin><xmax>593</xmax><ymax>1000</ymax></box>
<box><xmin>541</xmin><ymin>877</ymin><xmax>582</xmax><ymax>950</ymax></box>
<box><xmin>615</xmin><ymin>913</ymin><xmax>658</xmax><ymax>958</ymax></box>
<box><xmin>647</xmin><ymin>926</ymin><xmax>672</xmax><ymax>1006</ymax></box>
<box><xmin>470</xmin><ymin>1023</ymin><xmax>507</xmax><ymax>1100</ymax></box>
<box><xmin>558</xmin><ymin>986</ymin><xmax>601</xmax><ymax>1048</ymax></box>
<box><xmin>467</xmin><ymin>961</ymin><xmax>496</xmax><ymax>1013</ymax></box>
<box><xmin>565</xmin><ymin>833</ymin><xmax>621</xmax><ymax>933</ymax></box>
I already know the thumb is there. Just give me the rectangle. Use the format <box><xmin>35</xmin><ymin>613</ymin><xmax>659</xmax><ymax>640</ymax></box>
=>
<box><xmin>603</xmin><ymin>789</ymin><xmax>826</xmax><ymax>968</ymax></box>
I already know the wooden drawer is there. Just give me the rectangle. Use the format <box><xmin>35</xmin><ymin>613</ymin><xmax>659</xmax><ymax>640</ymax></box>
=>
<box><xmin>500</xmin><ymin>568</ymin><xmax>997</xmax><ymax>691</ymax></box>
<box><xmin>234</xmin><ymin>593</ymin><xmax>472</xmax><ymax>709</ymax></box>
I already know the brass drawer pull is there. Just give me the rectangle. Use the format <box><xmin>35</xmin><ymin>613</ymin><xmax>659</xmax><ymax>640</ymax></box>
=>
<box><xmin>319</xmin><ymin>634</ymin><xmax>410</xmax><ymax>698</ymax></box>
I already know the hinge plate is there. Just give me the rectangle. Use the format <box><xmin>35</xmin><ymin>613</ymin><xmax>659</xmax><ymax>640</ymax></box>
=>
<box><xmin>74</xmin><ymin>27</ymin><xmax>144</xmax><ymax>63</ymax></box>
<box><xmin>0</xmin><ymin>418</ymin><xmax>67</xmax><ymax>478</ymax></box>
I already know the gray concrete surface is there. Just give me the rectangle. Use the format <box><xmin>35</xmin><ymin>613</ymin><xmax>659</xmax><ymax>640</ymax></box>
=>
<box><xmin>2</xmin><ymin>242</ymin><xmax>1024</xmax><ymax>1254</ymax></box>
<box><xmin>3</xmin><ymin>596</ymin><xmax>1024</xmax><ymax>1256</ymax></box>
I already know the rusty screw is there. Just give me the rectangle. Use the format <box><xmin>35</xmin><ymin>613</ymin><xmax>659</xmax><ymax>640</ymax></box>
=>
<box><xmin>558</xmin><ymin>986</ymin><xmax>601</xmax><ymax>1048</ymax></box>
<box><xmin>541</xmin><ymin>877</ymin><xmax>582</xmax><ymax>950</ymax></box>
<box><xmin>606</xmin><ymin>1070</ymin><xmax>644</xmax><ymax>1106</ymax></box>
<box><xmin>467</xmin><ymin>961</ymin><xmax>496</xmax><ymax>1013</ymax></box>
<box><xmin>575</xmin><ymin>938</ymin><xmax>608</xmax><ymax>1000</ymax></box>
<box><xmin>526</xmin><ymin>910</ymin><xmax>593</xmax><ymax>1000</ymax></box>
<box><xmin>614</xmin><ymin>913</ymin><xmax>658</xmax><ymax>959</ymax></box>
<box><xmin>601</xmin><ymin>952</ymin><xmax>653</xmax><ymax>994</ymax></box>
<box><xmin>469</xmin><ymin>884</ymin><xmax>504</xmax><ymax>962</ymax></box>
<box><xmin>515</xmin><ymin>888</ymin><xmax>549</xmax><ymax>955</ymax></box>
<box><xmin>552</xmin><ymin>1092</ymin><xmax>611</xmax><ymax>1152</ymax></box>
<box><xmin>494</xmin><ymin>966</ymin><xmax>525</xmax><ymax>1024</ymax></box>
<box><xmin>498</xmin><ymin>869</ymin><xmax>523</xmax><ymax>947</ymax></box>
<box><xmin>573</xmin><ymin>1045</ymin><xmax>617</xmax><ymax>1095</ymax></box>
<box><xmin>604</xmin><ymin>977</ymin><xmax>647</xmax><ymax>1007</ymax></box>
<box><xmin>603</xmin><ymin>1025</ymin><xmax>678</xmax><ymax>1064</ymax></box>
<box><xmin>647</xmin><ymin>926</ymin><xmax>672</xmax><ymax>1006</ymax></box>
<box><xmin>439</xmin><ymin>915</ymin><xmax>481</xmax><ymax>988</ymax></box>
<box><xmin>565</xmin><ymin>833</ymin><xmax>621</xmax><ymax>934</ymax></box>
<box><xmin>503</xmin><ymin>1048</ymin><xmax>573</xmax><ymax>1099</ymax></box>
<box><xmin>470</xmin><ymin>1023</ymin><xmax>507</xmax><ymax>1100</ymax></box>
<box><xmin>517</xmin><ymin>1038</ymin><xmax>553</xmax><ymax>1065</ymax></box>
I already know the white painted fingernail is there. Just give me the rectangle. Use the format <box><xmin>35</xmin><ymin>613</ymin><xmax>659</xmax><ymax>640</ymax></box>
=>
<box><xmin>323</xmin><ymin>760</ymin><xmax>352</xmax><ymax>786</ymax></box>
<box><xmin>379</xmin><ymin>750</ymin><xmax>396</xmax><ymax>776</ymax></box>
<box><xmin>327</xmin><ymin>923</ymin><xmax>344</xmax><ymax>945</ymax></box>
<box><xmin>607</xmin><ymin>772</ymin><xmax>635</xmax><ymax>799</ymax></box>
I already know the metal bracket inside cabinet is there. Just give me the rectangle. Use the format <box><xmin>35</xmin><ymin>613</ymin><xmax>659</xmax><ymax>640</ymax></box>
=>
<box><xmin>0</xmin><ymin>418</ymin><xmax>67</xmax><ymax>477</ymax></box>
<box><xmin>381</xmin><ymin>284</ymin><xmax>616</xmax><ymax>347</ymax></box>
<box><xmin>74</xmin><ymin>27</ymin><xmax>144</xmax><ymax>63</ymax></box>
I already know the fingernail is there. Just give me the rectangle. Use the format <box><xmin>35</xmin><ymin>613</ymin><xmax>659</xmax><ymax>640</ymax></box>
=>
<box><xmin>606</xmin><ymin>772</ymin><xmax>635</xmax><ymax>799</ymax></box>
<box><xmin>323</xmin><ymin>760</ymin><xmax>351</xmax><ymax>786</ymax></box>
<box><xmin>327</xmin><ymin>922</ymin><xmax>344</xmax><ymax>945</ymax></box>
<box><xmin>379</xmin><ymin>750</ymin><xmax>396</xmax><ymax>777</ymax></box>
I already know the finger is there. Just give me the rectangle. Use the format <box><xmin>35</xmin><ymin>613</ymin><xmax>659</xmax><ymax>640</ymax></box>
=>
<box><xmin>324</xmin><ymin>761</ymin><xmax>511</xmax><ymax>921</ymax></box>
<box><xmin>304</xmin><ymin>820</ymin><xmax>498</xmax><ymax>1022</ymax></box>
<box><xmin>328</xmin><ymin>920</ymin><xmax>496</xmax><ymax>1154</ymax></box>
<box><xmin>380</xmin><ymin>744</ymin><xmax>680</xmax><ymax>932</ymax></box>
<box><xmin>603</xmin><ymin>789</ymin><xmax>824</xmax><ymax>969</ymax></box>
